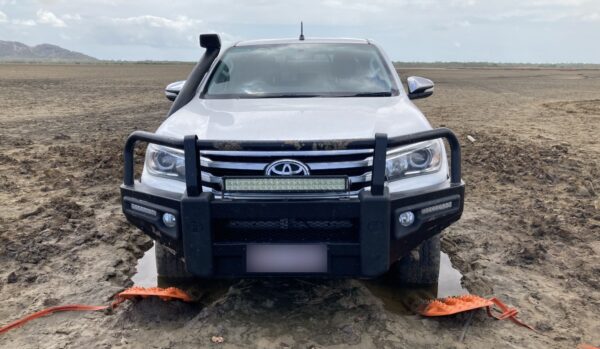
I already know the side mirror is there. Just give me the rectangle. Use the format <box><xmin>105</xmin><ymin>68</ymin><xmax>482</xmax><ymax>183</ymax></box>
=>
<box><xmin>407</xmin><ymin>76</ymin><xmax>434</xmax><ymax>100</ymax></box>
<box><xmin>165</xmin><ymin>80</ymin><xmax>186</xmax><ymax>102</ymax></box>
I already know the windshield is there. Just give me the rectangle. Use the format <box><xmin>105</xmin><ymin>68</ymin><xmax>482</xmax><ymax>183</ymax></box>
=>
<box><xmin>202</xmin><ymin>43</ymin><xmax>397</xmax><ymax>99</ymax></box>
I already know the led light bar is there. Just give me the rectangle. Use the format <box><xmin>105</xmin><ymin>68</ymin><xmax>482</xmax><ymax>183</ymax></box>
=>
<box><xmin>421</xmin><ymin>201</ymin><xmax>452</xmax><ymax>215</ymax></box>
<box><xmin>130</xmin><ymin>203</ymin><xmax>157</xmax><ymax>216</ymax></box>
<box><xmin>224</xmin><ymin>177</ymin><xmax>347</xmax><ymax>193</ymax></box>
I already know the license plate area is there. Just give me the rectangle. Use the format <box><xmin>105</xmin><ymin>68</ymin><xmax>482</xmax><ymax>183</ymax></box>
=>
<box><xmin>246</xmin><ymin>244</ymin><xmax>328</xmax><ymax>273</ymax></box>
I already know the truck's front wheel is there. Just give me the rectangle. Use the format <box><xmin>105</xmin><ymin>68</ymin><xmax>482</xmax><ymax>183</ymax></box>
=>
<box><xmin>155</xmin><ymin>242</ymin><xmax>192</xmax><ymax>280</ymax></box>
<box><xmin>388</xmin><ymin>234</ymin><xmax>441</xmax><ymax>285</ymax></box>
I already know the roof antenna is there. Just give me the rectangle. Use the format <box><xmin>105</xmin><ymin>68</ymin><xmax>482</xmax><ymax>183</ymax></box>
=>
<box><xmin>299</xmin><ymin>21</ymin><xmax>305</xmax><ymax>41</ymax></box>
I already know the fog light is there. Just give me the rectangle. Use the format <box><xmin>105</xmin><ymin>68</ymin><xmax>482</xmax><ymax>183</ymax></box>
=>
<box><xmin>162</xmin><ymin>213</ymin><xmax>177</xmax><ymax>228</ymax></box>
<box><xmin>398</xmin><ymin>211</ymin><xmax>415</xmax><ymax>227</ymax></box>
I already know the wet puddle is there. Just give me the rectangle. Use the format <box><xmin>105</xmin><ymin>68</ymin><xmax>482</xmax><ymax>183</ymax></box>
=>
<box><xmin>362</xmin><ymin>252</ymin><xmax>468</xmax><ymax>314</ymax></box>
<box><xmin>131</xmin><ymin>244</ymin><xmax>232</xmax><ymax>303</ymax></box>
<box><xmin>132</xmin><ymin>244</ymin><xmax>466</xmax><ymax>314</ymax></box>
<box><xmin>131</xmin><ymin>244</ymin><xmax>157</xmax><ymax>287</ymax></box>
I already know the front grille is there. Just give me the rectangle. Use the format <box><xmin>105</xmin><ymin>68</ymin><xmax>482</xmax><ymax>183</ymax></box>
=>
<box><xmin>199</xmin><ymin>149</ymin><xmax>374</xmax><ymax>194</ymax></box>
<box><xmin>227</xmin><ymin>219</ymin><xmax>354</xmax><ymax>231</ymax></box>
<box><xmin>214</xmin><ymin>218</ymin><xmax>359</xmax><ymax>242</ymax></box>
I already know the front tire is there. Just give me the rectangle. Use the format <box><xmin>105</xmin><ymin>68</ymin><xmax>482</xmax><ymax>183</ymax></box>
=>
<box><xmin>388</xmin><ymin>234</ymin><xmax>441</xmax><ymax>285</ymax></box>
<box><xmin>155</xmin><ymin>242</ymin><xmax>192</xmax><ymax>279</ymax></box>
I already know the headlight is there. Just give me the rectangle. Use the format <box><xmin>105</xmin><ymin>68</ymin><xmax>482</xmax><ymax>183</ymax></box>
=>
<box><xmin>385</xmin><ymin>140</ymin><xmax>443</xmax><ymax>181</ymax></box>
<box><xmin>146</xmin><ymin>144</ymin><xmax>185</xmax><ymax>180</ymax></box>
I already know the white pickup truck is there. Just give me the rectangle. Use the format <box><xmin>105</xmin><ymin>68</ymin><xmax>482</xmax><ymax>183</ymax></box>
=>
<box><xmin>120</xmin><ymin>34</ymin><xmax>464</xmax><ymax>285</ymax></box>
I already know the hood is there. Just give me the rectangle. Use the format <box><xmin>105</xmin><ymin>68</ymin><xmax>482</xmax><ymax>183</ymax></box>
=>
<box><xmin>157</xmin><ymin>96</ymin><xmax>432</xmax><ymax>141</ymax></box>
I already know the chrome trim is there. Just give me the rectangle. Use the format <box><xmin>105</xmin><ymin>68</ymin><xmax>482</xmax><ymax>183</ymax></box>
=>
<box><xmin>265</xmin><ymin>159</ymin><xmax>310</xmax><ymax>176</ymax></box>
<box><xmin>201</xmin><ymin>171</ymin><xmax>371</xmax><ymax>185</ymax></box>
<box><xmin>348</xmin><ymin>172</ymin><xmax>371</xmax><ymax>184</ymax></box>
<box><xmin>202</xmin><ymin>186</ymin><xmax>364</xmax><ymax>200</ymax></box>
<box><xmin>220</xmin><ymin>190</ymin><xmax>362</xmax><ymax>200</ymax></box>
<box><xmin>198</xmin><ymin>148</ymin><xmax>376</xmax><ymax>200</ymax></box>
<box><xmin>407</xmin><ymin>76</ymin><xmax>434</xmax><ymax>99</ymax></box>
<box><xmin>202</xmin><ymin>172</ymin><xmax>222</xmax><ymax>184</ymax></box>
<box><xmin>407</xmin><ymin>76</ymin><xmax>434</xmax><ymax>94</ymax></box>
<box><xmin>200</xmin><ymin>157</ymin><xmax>372</xmax><ymax>170</ymax></box>
<box><xmin>307</xmin><ymin>159</ymin><xmax>371</xmax><ymax>170</ymax></box>
<box><xmin>165</xmin><ymin>80</ymin><xmax>185</xmax><ymax>101</ymax></box>
<box><xmin>201</xmin><ymin>149</ymin><xmax>373</xmax><ymax>157</ymax></box>
<box><xmin>201</xmin><ymin>158</ymin><xmax>267</xmax><ymax>170</ymax></box>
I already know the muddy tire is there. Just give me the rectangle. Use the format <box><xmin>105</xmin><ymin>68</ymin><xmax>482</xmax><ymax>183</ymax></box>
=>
<box><xmin>155</xmin><ymin>242</ymin><xmax>192</xmax><ymax>279</ymax></box>
<box><xmin>389</xmin><ymin>234</ymin><xmax>441</xmax><ymax>285</ymax></box>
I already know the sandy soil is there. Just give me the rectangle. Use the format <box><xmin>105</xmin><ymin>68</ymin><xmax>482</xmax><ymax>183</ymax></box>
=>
<box><xmin>0</xmin><ymin>63</ymin><xmax>598</xmax><ymax>348</ymax></box>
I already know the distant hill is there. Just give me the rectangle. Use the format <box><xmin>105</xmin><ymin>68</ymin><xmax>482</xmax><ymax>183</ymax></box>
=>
<box><xmin>0</xmin><ymin>41</ymin><xmax>97</xmax><ymax>62</ymax></box>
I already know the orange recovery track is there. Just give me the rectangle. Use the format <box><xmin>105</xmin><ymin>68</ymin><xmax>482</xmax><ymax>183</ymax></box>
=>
<box><xmin>117</xmin><ymin>286</ymin><xmax>192</xmax><ymax>302</ymax></box>
<box><xmin>419</xmin><ymin>294</ymin><xmax>535</xmax><ymax>331</ymax></box>
<box><xmin>0</xmin><ymin>286</ymin><xmax>191</xmax><ymax>335</ymax></box>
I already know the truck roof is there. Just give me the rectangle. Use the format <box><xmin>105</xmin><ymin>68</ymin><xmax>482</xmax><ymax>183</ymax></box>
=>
<box><xmin>234</xmin><ymin>37</ymin><xmax>370</xmax><ymax>46</ymax></box>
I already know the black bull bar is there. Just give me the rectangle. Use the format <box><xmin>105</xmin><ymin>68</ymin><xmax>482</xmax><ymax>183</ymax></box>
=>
<box><xmin>121</xmin><ymin>128</ymin><xmax>463</xmax><ymax>277</ymax></box>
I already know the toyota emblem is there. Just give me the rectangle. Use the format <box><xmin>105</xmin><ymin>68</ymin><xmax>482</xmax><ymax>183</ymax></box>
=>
<box><xmin>265</xmin><ymin>159</ymin><xmax>310</xmax><ymax>176</ymax></box>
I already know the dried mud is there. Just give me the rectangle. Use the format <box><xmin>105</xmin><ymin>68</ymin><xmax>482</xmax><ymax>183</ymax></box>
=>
<box><xmin>0</xmin><ymin>64</ymin><xmax>599</xmax><ymax>348</ymax></box>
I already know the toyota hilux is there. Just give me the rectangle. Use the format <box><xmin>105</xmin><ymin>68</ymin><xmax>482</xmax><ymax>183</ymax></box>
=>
<box><xmin>120</xmin><ymin>34</ymin><xmax>464</xmax><ymax>285</ymax></box>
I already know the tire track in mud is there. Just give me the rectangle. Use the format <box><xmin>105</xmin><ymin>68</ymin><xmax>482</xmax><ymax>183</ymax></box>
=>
<box><xmin>439</xmin><ymin>126</ymin><xmax>599</xmax><ymax>347</ymax></box>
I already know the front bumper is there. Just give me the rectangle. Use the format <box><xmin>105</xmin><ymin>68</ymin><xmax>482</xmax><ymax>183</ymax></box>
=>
<box><xmin>120</xmin><ymin>128</ymin><xmax>464</xmax><ymax>278</ymax></box>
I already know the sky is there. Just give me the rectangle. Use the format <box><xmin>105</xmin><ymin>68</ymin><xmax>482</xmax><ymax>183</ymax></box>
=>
<box><xmin>1</xmin><ymin>0</ymin><xmax>599</xmax><ymax>63</ymax></box>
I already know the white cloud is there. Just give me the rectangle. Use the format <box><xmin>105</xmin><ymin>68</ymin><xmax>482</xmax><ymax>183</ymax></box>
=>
<box><xmin>1</xmin><ymin>0</ymin><xmax>600</xmax><ymax>62</ymax></box>
<box><xmin>528</xmin><ymin>0</ymin><xmax>590</xmax><ymax>6</ymax></box>
<box><xmin>89</xmin><ymin>14</ymin><xmax>208</xmax><ymax>50</ymax></box>
<box><xmin>12</xmin><ymin>19</ymin><xmax>37</xmax><ymax>26</ymax></box>
<box><xmin>450</xmin><ymin>0</ymin><xmax>477</xmax><ymax>7</ymax></box>
<box><xmin>62</xmin><ymin>13</ymin><xmax>82</xmax><ymax>21</ymax></box>
<box><xmin>36</xmin><ymin>9</ymin><xmax>67</xmax><ymax>27</ymax></box>
<box><xmin>582</xmin><ymin>13</ymin><xmax>600</xmax><ymax>21</ymax></box>
<box><xmin>110</xmin><ymin>15</ymin><xmax>201</xmax><ymax>31</ymax></box>
<box><xmin>322</xmin><ymin>0</ymin><xmax>383</xmax><ymax>13</ymax></box>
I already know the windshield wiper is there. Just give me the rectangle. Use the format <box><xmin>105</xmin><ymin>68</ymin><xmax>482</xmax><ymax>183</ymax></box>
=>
<box><xmin>348</xmin><ymin>91</ymin><xmax>393</xmax><ymax>97</ymax></box>
<box><xmin>248</xmin><ymin>93</ymin><xmax>321</xmax><ymax>98</ymax></box>
<box><xmin>238</xmin><ymin>91</ymin><xmax>394</xmax><ymax>98</ymax></box>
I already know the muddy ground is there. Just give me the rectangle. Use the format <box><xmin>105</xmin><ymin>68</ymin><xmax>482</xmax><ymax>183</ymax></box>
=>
<box><xmin>0</xmin><ymin>63</ymin><xmax>598</xmax><ymax>348</ymax></box>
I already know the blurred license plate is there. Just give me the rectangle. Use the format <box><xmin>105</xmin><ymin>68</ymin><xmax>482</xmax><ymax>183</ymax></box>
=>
<box><xmin>246</xmin><ymin>244</ymin><xmax>327</xmax><ymax>273</ymax></box>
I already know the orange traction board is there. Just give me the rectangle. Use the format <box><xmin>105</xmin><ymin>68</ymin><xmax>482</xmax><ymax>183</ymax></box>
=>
<box><xmin>419</xmin><ymin>294</ymin><xmax>494</xmax><ymax>316</ymax></box>
<box><xmin>419</xmin><ymin>294</ymin><xmax>535</xmax><ymax>331</ymax></box>
<box><xmin>116</xmin><ymin>286</ymin><xmax>192</xmax><ymax>302</ymax></box>
<box><xmin>0</xmin><ymin>286</ymin><xmax>192</xmax><ymax>335</ymax></box>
